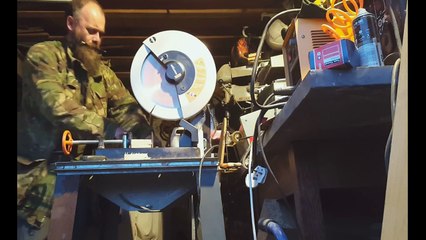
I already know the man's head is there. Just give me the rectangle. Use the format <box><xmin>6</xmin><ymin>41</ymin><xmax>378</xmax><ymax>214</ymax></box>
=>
<box><xmin>67</xmin><ymin>0</ymin><xmax>105</xmax><ymax>49</ymax></box>
<box><xmin>66</xmin><ymin>0</ymin><xmax>106</xmax><ymax>75</ymax></box>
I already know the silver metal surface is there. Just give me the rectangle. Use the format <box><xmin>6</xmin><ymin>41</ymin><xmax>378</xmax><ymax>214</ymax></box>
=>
<box><xmin>71</xmin><ymin>139</ymin><xmax>122</xmax><ymax>145</ymax></box>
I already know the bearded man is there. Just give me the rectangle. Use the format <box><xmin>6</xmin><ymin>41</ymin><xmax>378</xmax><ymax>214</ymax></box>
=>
<box><xmin>17</xmin><ymin>0</ymin><xmax>152</xmax><ymax>239</ymax></box>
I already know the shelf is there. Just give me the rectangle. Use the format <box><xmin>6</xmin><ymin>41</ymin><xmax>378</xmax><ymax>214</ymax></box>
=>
<box><xmin>262</xmin><ymin>66</ymin><xmax>394</xmax><ymax>154</ymax></box>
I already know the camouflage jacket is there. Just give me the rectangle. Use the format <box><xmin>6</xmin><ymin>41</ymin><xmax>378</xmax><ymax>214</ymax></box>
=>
<box><xmin>18</xmin><ymin>40</ymin><xmax>151</xmax><ymax>162</ymax></box>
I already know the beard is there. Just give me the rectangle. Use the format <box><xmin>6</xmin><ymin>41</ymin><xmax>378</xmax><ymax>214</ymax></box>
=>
<box><xmin>74</xmin><ymin>43</ymin><xmax>102</xmax><ymax>77</ymax></box>
<box><xmin>68</xmin><ymin>35</ymin><xmax>103</xmax><ymax>77</ymax></box>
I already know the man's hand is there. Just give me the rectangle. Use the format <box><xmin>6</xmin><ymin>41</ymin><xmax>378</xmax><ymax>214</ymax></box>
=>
<box><xmin>114</xmin><ymin>127</ymin><xmax>125</xmax><ymax>139</ymax></box>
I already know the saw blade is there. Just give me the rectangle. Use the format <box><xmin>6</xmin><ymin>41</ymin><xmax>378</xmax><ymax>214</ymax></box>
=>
<box><xmin>130</xmin><ymin>30</ymin><xmax>216</xmax><ymax>120</ymax></box>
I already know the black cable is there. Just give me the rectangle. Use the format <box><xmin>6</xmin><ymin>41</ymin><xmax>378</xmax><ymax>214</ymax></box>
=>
<box><xmin>250</xmin><ymin>96</ymin><xmax>302</xmax><ymax>238</ymax></box>
<box><xmin>250</xmin><ymin>8</ymin><xmax>301</xmax><ymax>110</ymax></box>
<box><xmin>254</xmin><ymin>104</ymin><xmax>284</xmax><ymax>186</ymax></box>
<box><xmin>257</xmin><ymin>117</ymin><xmax>302</xmax><ymax>239</ymax></box>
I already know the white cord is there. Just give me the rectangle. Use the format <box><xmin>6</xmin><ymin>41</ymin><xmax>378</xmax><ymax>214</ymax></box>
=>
<box><xmin>195</xmin><ymin>145</ymin><xmax>219</xmax><ymax>240</ymax></box>
<box><xmin>248</xmin><ymin>140</ymin><xmax>257</xmax><ymax>240</ymax></box>
<box><xmin>384</xmin><ymin>57</ymin><xmax>401</xmax><ymax>173</ymax></box>
<box><xmin>390</xmin><ymin>58</ymin><xmax>401</xmax><ymax>121</ymax></box>
<box><xmin>388</xmin><ymin>7</ymin><xmax>403</xmax><ymax>53</ymax></box>
<box><xmin>197</xmin><ymin>145</ymin><xmax>219</xmax><ymax>201</ymax></box>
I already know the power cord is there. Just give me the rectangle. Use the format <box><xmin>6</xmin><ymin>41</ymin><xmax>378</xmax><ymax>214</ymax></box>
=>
<box><xmin>254</xmin><ymin>106</ymin><xmax>302</xmax><ymax>239</ymax></box>
<box><xmin>247</xmin><ymin>140</ymin><xmax>258</xmax><ymax>240</ymax></box>
<box><xmin>384</xmin><ymin>57</ymin><xmax>401</xmax><ymax>173</ymax></box>
<box><xmin>197</xmin><ymin>145</ymin><xmax>219</xmax><ymax>200</ymax></box>
<box><xmin>194</xmin><ymin>144</ymin><xmax>219</xmax><ymax>240</ymax></box>
<box><xmin>250</xmin><ymin>8</ymin><xmax>301</xmax><ymax>110</ymax></box>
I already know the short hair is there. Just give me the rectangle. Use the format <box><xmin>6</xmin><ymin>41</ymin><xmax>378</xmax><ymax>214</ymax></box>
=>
<box><xmin>65</xmin><ymin>0</ymin><xmax>104</xmax><ymax>18</ymax></box>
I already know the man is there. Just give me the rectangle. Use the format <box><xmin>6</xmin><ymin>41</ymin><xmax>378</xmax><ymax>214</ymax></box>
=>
<box><xmin>17</xmin><ymin>0</ymin><xmax>152</xmax><ymax>239</ymax></box>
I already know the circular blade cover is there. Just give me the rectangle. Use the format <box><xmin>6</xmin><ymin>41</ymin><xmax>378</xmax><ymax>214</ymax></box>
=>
<box><xmin>130</xmin><ymin>30</ymin><xmax>216</xmax><ymax>120</ymax></box>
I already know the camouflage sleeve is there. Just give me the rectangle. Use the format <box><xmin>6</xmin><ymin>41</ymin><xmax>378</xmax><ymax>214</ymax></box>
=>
<box><xmin>102</xmin><ymin>66</ymin><xmax>152</xmax><ymax>138</ymax></box>
<box><xmin>24</xmin><ymin>43</ymin><xmax>118</xmax><ymax>138</ymax></box>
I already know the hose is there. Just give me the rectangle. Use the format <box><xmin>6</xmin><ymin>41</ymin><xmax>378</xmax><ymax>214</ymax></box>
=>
<box><xmin>258</xmin><ymin>218</ymin><xmax>289</xmax><ymax>240</ymax></box>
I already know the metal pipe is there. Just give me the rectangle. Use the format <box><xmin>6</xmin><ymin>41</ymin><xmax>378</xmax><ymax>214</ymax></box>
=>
<box><xmin>218</xmin><ymin>117</ymin><xmax>242</xmax><ymax>170</ymax></box>
<box><xmin>71</xmin><ymin>139</ymin><xmax>122</xmax><ymax>145</ymax></box>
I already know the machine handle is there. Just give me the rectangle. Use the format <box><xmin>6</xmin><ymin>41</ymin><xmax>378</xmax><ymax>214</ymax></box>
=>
<box><xmin>62</xmin><ymin>130</ymin><xmax>73</xmax><ymax>155</ymax></box>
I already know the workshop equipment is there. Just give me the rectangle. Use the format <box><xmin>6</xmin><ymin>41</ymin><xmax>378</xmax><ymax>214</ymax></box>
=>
<box><xmin>51</xmin><ymin>30</ymin><xmax>234</xmax><ymax>240</ymax></box>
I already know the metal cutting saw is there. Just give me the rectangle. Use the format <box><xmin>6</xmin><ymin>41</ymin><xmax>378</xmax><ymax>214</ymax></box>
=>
<box><xmin>52</xmin><ymin>30</ymin><xmax>239</xmax><ymax>240</ymax></box>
